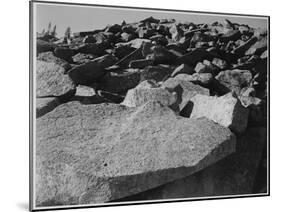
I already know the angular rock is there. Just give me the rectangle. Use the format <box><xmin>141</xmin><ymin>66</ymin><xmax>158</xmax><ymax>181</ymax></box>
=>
<box><xmin>162</xmin><ymin>77</ymin><xmax>210</xmax><ymax>112</ymax></box>
<box><xmin>113</xmin><ymin>45</ymin><xmax>135</xmax><ymax>59</ymax></box>
<box><xmin>36</xmin><ymin>39</ymin><xmax>56</xmax><ymax>54</ymax></box>
<box><xmin>68</xmin><ymin>61</ymin><xmax>105</xmax><ymax>85</ymax></box>
<box><xmin>54</xmin><ymin>47</ymin><xmax>75</xmax><ymax>63</ymax></box>
<box><xmin>171</xmin><ymin>64</ymin><xmax>194</xmax><ymax>77</ymax></box>
<box><xmin>36</xmin><ymin>101</ymin><xmax>236</xmax><ymax>206</ymax></box>
<box><xmin>36</xmin><ymin>97</ymin><xmax>60</xmax><ymax>118</ymax></box>
<box><xmin>36</xmin><ymin>61</ymin><xmax>75</xmax><ymax>97</ymax></box>
<box><xmin>120</xmin><ymin>127</ymin><xmax>266</xmax><ymax>201</ymax></box>
<box><xmin>177</xmin><ymin>49</ymin><xmax>217</xmax><ymax>67</ymax></box>
<box><xmin>72</xmin><ymin>53</ymin><xmax>96</xmax><ymax>64</ymax></box>
<box><xmin>212</xmin><ymin>58</ymin><xmax>228</xmax><ymax>70</ymax></box>
<box><xmin>75</xmin><ymin>43</ymin><xmax>106</xmax><ymax>56</ymax></box>
<box><xmin>83</xmin><ymin>35</ymin><xmax>96</xmax><ymax>43</ymax></box>
<box><xmin>37</xmin><ymin>51</ymin><xmax>71</xmax><ymax>72</ymax></box>
<box><xmin>129</xmin><ymin>59</ymin><xmax>154</xmax><ymax>68</ymax></box>
<box><xmin>219</xmin><ymin>30</ymin><xmax>241</xmax><ymax>42</ymax></box>
<box><xmin>75</xmin><ymin>85</ymin><xmax>96</xmax><ymax>97</ymax></box>
<box><xmin>122</xmin><ymin>80</ymin><xmax>177</xmax><ymax>108</ymax></box>
<box><xmin>91</xmin><ymin>54</ymin><xmax>118</xmax><ymax>68</ymax></box>
<box><xmin>245</xmin><ymin>37</ymin><xmax>267</xmax><ymax>55</ymax></box>
<box><xmin>194</xmin><ymin>60</ymin><xmax>219</xmax><ymax>74</ymax></box>
<box><xmin>140</xmin><ymin>65</ymin><xmax>173</xmax><ymax>82</ymax></box>
<box><xmin>97</xmin><ymin>69</ymin><xmax>140</xmax><ymax>94</ymax></box>
<box><xmin>115</xmin><ymin>48</ymin><xmax>144</xmax><ymax>68</ymax></box>
<box><xmin>144</xmin><ymin>45</ymin><xmax>178</xmax><ymax>65</ymax></box>
<box><xmin>215</xmin><ymin>69</ymin><xmax>252</xmax><ymax>95</ymax></box>
<box><xmin>232</xmin><ymin>36</ymin><xmax>258</xmax><ymax>55</ymax></box>
<box><xmin>189</xmin><ymin>92</ymin><xmax>249</xmax><ymax>133</ymax></box>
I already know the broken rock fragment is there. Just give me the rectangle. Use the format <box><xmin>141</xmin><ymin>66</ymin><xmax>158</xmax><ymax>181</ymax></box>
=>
<box><xmin>190</xmin><ymin>92</ymin><xmax>249</xmax><ymax>133</ymax></box>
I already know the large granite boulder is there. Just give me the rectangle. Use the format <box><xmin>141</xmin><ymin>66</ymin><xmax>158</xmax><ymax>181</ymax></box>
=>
<box><xmin>189</xmin><ymin>92</ymin><xmax>249</xmax><ymax>133</ymax></box>
<box><xmin>68</xmin><ymin>61</ymin><xmax>106</xmax><ymax>85</ymax></box>
<box><xmin>36</xmin><ymin>61</ymin><xmax>75</xmax><ymax>98</ymax></box>
<box><xmin>36</xmin><ymin>101</ymin><xmax>236</xmax><ymax>206</ymax></box>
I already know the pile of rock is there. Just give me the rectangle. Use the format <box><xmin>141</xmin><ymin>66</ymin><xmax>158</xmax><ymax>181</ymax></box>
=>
<box><xmin>35</xmin><ymin>17</ymin><xmax>268</xmax><ymax>206</ymax></box>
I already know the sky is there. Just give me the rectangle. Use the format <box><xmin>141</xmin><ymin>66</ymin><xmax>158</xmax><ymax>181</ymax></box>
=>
<box><xmin>34</xmin><ymin>2</ymin><xmax>268</xmax><ymax>37</ymax></box>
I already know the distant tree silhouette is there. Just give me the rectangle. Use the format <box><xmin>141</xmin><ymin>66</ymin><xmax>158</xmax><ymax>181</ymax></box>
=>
<box><xmin>64</xmin><ymin>26</ymin><xmax>71</xmax><ymax>39</ymax></box>
<box><xmin>51</xmin><ymin>25</ymin><xmax>57</xmax><ymax>37</ymax></box>
<box><xmin>41</xmin><ymin>29</ymin><xmax>45</xmax><ymax>35</ymax></box>
<box><xmin>47</xmin><ymin>22</ymin><xmax>52</xmax><ymax>35</ymax></box>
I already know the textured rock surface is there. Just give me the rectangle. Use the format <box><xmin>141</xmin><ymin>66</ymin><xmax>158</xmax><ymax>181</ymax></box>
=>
<box><xmin>68</xmin><ymin>61</ymin><xmax>105</xmax><ymax>85</ymax></box>
<box><xmin>162</xmin><ymin>77</ymin><xmax>210</xmax><ymax>111</ymax></box>
<box><xmin>37</xmin><ymin>51</ymin><xmax>71</xmax><ymax>72</ymax></box>
<box><xmin>122</xmin><ymin>80</ymin><xmax>177</xmax><ymax>108</ymax></box>
<box><xmin>118</xmin><ymin>127</ymin><xmax>266</xmax><ymax>201</ymax></box>
<box><xmin>36</xmin><ymin>97</ymin><xmax>60</xmax><ymax>118</ymax></box>
<box><xmin>190</xmin><ymin>93</ymin><xmax>249</xmax><ymax>133</ymax></box>
<box><xmin>36</xmin><ymin>101</ymin><xmax>236</xmax><ymax>206</ymax></box>
<box><xmin>36</xmin><ymin>61</ymin><xmax>75</xmax><ymax>97</ymax></box>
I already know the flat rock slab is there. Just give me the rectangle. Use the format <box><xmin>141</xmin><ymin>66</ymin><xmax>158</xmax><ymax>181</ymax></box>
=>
<box><xmin>118</xmin><ymin>127</ymin><xmax>266</xmax><ymax>201</ymax></box>
<box><xmin>190</xmin><ymin>93</ymin><xmax>249</xmax><ymax>133</ymax></box>
<box><xmin>36</xmin><ymin>101</ymin><xmax>235</xmax><ymax>206</ymax></box>
<box><xmin>36</xmin><ymin>61</ymin><xmax>75</xmax><ymax>97</ymax></box>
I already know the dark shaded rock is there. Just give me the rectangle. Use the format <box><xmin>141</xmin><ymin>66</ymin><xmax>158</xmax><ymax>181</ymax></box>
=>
<box><xmin>54</xmin><ymin>47</ymin><xmax>75</xmax><ymax>63</ymax></box>
<box><xmin>190</xmin><ymin>32</ymin><xmax>213</xmax><ymax>47</ymax></box>
<box><xmin>215</xmin><ymin>69</ymin><xmax>253</xmax><ymax>95</ymax></box>
<box><xmin>129</xmin><ymin>59</ymin><xmax>154</xmax><ymax>68</ymax></box>
<box><xmin>83</xmin><ymin>35</ymin><xmax>96</xmax><ymax>43</ymax></box>
<box><xmin>144</xmin><ymin>45</ymin><xmax>178</xmax><ymax>65</ymax></box>
<box><xmin>190</xmin><ymin>92</ymin><xmax>249</xmax><ymax>133</ymax></box>
<box><xmin>36</xmin><ymin>61</ymin><xmax>75</xmax><ymax>98</ymax></box>
<box><xmin>36</xmin><ymin>97</ymin><xmax>60</xmax><ymax>118</ymax></box>
<box><xmin>36</xmin><ymin>39</ymin><xmax>56</xmax><ymax>54</ymax></box>
<box><xmin>72</xmin><ymin>53</ymin><xmax>96</xmax><ymax>64</ymax></box>
<box><xmin>137</xmin><ymin>27</ymin><xmax>156</xmax><ymax>39</ymax></box>
<box><xmin>115</xmin><ymin>48</ymin><xmax>144</xmax><ymax>68</ymax></box>
<box><xmin>140</xmin><ymin>16</ymin><xmax>160</xmax><ymax>24</ymax></box>
<box><xmin>171</xmin><ymin>64</ymin><xmax>194</xmax><ymax>77</ymax></box>
<box><xmin>36</xmin><ymin>101</ymin><xmax>235</xmax><ymax>206</ymax></box>
<box><xmin>97</xmin><ymin>69</ymin><xmax>140</xmax><ymax>94</ymax></box>
<box><xmin>219</xmin><ymin>30</ymin><xmax>241</xmax><ymax>42</ymax></box>
<box><xmin>113</xmin><ymin>45</ymin><xmax>135</xmax><ymax>59</ymax></box>
<box><xmin>177</xmin><ymin>49</ymin><xmax>218</xmax><ymax>67</ymax></box>
<box><xmin>106</xmin><ymin>24</ymin><xmax>122</xmax><ymax>34</ymax></box>
<box><xmin>37</xmin><ymin>51</ymin><xmax>71</xmax><ymax>72</ymax></box>
<box><xmin>140</xmin><ymin>65</ymin><xmax>173</xmax><ymax>82</ymax></box>
<box><xmin>75</xmin><ymin>43</ymin><xmax>106</xmax><ymax>56</ymax></box>
<box><xmin>68</xmin><ymin>61</ymin><xmax>106</xmax><ymax>85</ymax></box>
<box><xmin>91</xmin><ymin>54</ymin><xmax>118</xmax><ymax>68</ymax></box>
<box><xmin>149</xmin><ymin>34</ymin><xmax>168</xmax><ymax>46</ymax></box>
